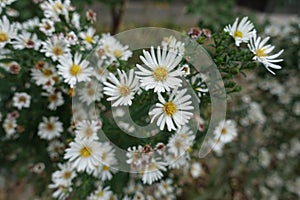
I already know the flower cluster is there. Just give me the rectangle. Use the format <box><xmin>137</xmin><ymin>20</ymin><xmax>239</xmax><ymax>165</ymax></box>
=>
<box><xmin>0</xmin><ymin>0</ymin><xmax>288</xmax><ymax>199</ymax></box>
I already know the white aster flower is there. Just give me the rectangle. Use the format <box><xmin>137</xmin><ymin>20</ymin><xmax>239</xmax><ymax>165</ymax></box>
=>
<box><xmin>136</xmin><ymin>46</ymin><xmax>184</xmax><ymax>93</ymax></box>
<box><xmin>39</xmin><ymin>18</ymin><xmax>55</xmax><ymax>36</ymax></box>
<box><xmin>167</xmin><ymin>125</ymin><xmax>195</xmax><ymax>156</ymax></box>
<box><xmin>103</xmin><ymin>69</ymin><xmax>139</xmax><ymax>107</ymax></box>
<box><xmin>158</xmin><ymin>179</ymin><xmax>174</xmax><ymax>196</ymax></box>
<box><xmin>78</xmin><ymin>80</ymin><xmax>103</xmax><ymax>105</ymax></box>
<box><xmin>64</xmin><ymin>138</ymin><xmax>102</xmax><ymax>172</ymax></box>
<box><xmin>21</xmin><ymin>17</ymin><xmax>39</xmax><ymax>30</ymax></box>
<box><xmin>12</xmin><ymin>92</ymin><xmax>31</xmax><ymax>110</ymax></box>
<box><xmin>41</xmin><ymin>35</ymin><xmax>70</xmax><ymax>61</ymax></box>
<box><xmin>3</xmin><ymin>117</ymin><xmax>17</xmax><ymax>138</ymax></box>
<box><xmin>12</xmin><ymin>31</ymin><xmax>40</xmax><ymax>50</ymax></box>
<box><xmin>0</xmin><ymin>15</ymin><xmax>17</xmax><ymax>48</ymax></box>
<box><xmin>31</xmin><ymin>63</ymin><xmax>58</xmax><ymax>87</ymax></box>
<box><xmin>47</xmin><ymin>140</ymin><xmax>65</xmax><ymax>160</ymax></box>
<box><xmin>213</xmin><ymin>119</ymin><xmax>237</xmax><ymax>144</ymax></box>
<box><xmin>74</xmin><ymin>120</ymin><xmax>100</xmax><ymax>141</ymax></box>
<box><xmin>142</xmin><ymin>158</ymin><xmax>167</xmax><ymax>185</ymax></box>
<box><xmin>0</xmin><ymin>0</ymin><xmax>16</xmax><ymax>8</ymax></box>
<box><xmin>190</xmin><ymin>162</ymin><xmax>202</xmax><ymax>178</ymax></box>
<box><xmin>51</xmin><ymin>163</ymin><xmax>76</xmax><ymax>186</ymax></box>
<box><xmin>49</xmin><ymin>182</ymin><xmax>72</xmax><ymax>200</ymax></box>
<box><xmin>42</xmin><ymin>89</ymin><xmax>65</xmax><ymax>110</ymax></box>
<box><xmin>248</xmin><ymin>33</ymin><xmax>284</xmax><ymax>75</ymax></box>
<box><xmin>40</xmin><ymin>0</ymin><xmax>71</xmax><ymax>22</ymax></box>
<box><xmin>96</xmin><ymin>33</ymin><xmax>132</xmax><ymax>63</ymax></box>
<box><xmin>38</xmin><ymin>116</ymin><xmax>63</xmax><ymax>140</ymax></box>
<box><xmin>149</xmin><ymin>89</ymin><xmax>194</xmax><ymax>131</ymax></box>
<box><xmin>224</xmin><ymin>16</ymin><xmax>255</xmax><ymax>46</ymax></box>
<box><xmin>87</xmin><ymin>185</ymin><xmax>112</xmax><ymax>200</ymax></box>
<box><xmin>161</xmin><ymin>35</ymin><xmax>185</xmax><ymax>56</ymax></box>
<box><xmin>79</xmin><ymin>27</ymin><xmax>98</xmax><ymax>49</ymax></box>
<box><xmin>57</xmin><ymin>52</ymin><xmax>93</xmax><ymax>88</ymax></box>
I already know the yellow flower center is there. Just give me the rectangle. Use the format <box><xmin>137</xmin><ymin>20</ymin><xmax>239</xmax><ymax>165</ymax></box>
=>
<box><xmin>256</xmin><ymin>48</ymin><xmax>267</xmax><ymax>57</ymax></box>
<box><xmin>69</xmin><ymin>64</ymin><xmax>81</xmax><ymax>76</ymax></box>
<box><xmin>103</xmin><ymin>165</ymin><xmax>110</xmax><ymax>171</ymax></box>
<box><xmin>46</xmin><ymin>123</ymin><xmax>55</xmax><ymax>131</ymax></box>
<box><xmin>68</xmin><ymin>88</ymin><xmax>75</xmax><ymax>97</ymax></box>
<box><xmin>52</xmin><ymin>46</ymin><xmax>64</xmax><ymax>56</ymax></box>
<box><xmin>44</xmin><ymin>23</ymin><xmax>51</xmax><ymax>30</ymax></box>
<box><xmin>85</xmin><ymin>36</ymin><xmax>94</xmax><ymax>43</ymax></box>
<box><xmin>80</xmin><ymin>146</ymin><xmax>92</xmax><ymax>157</ymax></box>
<box><xmin>63</xmin><ymin>171</ymin><xmax>71</xmax><ymax>179</ymax></box>
<box><xmin>52</xmin><ymin>2</ymin><xmax>63</xmax><ymax>12</ymax></box>
<box><xmin>0</xmin><ymin>32</ymin><xmax>8</xmax><ymax>42</ymax></box>
<box><xmin>113</xmin><ymin>50</ymin><xmax>122</xmax><ymax>58</ymax></box>
<box><xmin>153</xmin><ymin>66</ymin><xmax>168</xmax><ymax>81</ymax></box>
<box><xmin>97</xmin><ymin>191</ymin><xmax>104</xmax><ymax>197</ymax></box>
<box><xmin>118</xmin><ymin>85</ymin><xmax>130</xmax><ymax>96</ymax></box>
<box><xmin>221</xmin><ymin>128</ymin><xmax>227</xmax><ymax>135</ymax></box>
<box><xmin>42</xmin><ymin>69</ymin><xmax>53</xmax><ymax>76</ymax></box>
<box><xmin>234</xmin><ymin>31</ymin><xmax>243</xmax><ymax>38</ymax></box>
<box><xmin>163</xmin><ymin>102</ymin><xmax>177</xmax><ymax>116</ymax></box>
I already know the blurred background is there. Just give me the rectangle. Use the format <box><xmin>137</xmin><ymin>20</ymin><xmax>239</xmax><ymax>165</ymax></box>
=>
<box><xmin>0</xmin><ymin>0</ymin><xmax>299</xmax><ymax>199</ymax></box>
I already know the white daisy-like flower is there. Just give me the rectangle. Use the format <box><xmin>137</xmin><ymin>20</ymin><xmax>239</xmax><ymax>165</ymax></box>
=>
<box><xmin>142</xmin><ymin>158</ymin><xmax>167</xmax><ymax>185</ymax></box>
<box><xmin>136</xmin><ymin>46</ymin><xmax>184</xmax><ymax>93</ymax></box>
<box><xmin>78</xmin><ymin>80</ymin><xmax>103</xmax><ymax>105</ymax></box>
<box><xmin>31</xmin><ymin>63</ymin><xmax>58</xmax><ymax>87</ymax></box>
<box><xmin>49</xmin><ymin>182</ymin><xmax>72</xmax><ymax>200</ymax></box>
<box><xmin>93</xmin><ymin>60</ymin><xmax>109</xmax><ymax>82</ymax></box>
<box><xmin>74</xmin><ymin>120</ymin><xmax>100</xmax><ymax>141</ymax></box>
<box><xmin>167</xmin><ymin>125</ymin><xmax>195</xmax><ymax>156</ymax></box>
<box><xmin>103</xmin><ymin>69</ymin><xmax>139</xmax><ymax>107</ymax></box>
<box><xmin>0</xmin><ymin>15</ymin><xmax>17</xmax><ymax>48</ymax></box>
<box><xmin>71</xmin><ymin>12</ymin><xmax>81</xmax><ymax>30</ymax></box>
<box><xmin>224</xmin><ymin>16</ymin><xmax>255</xmax><ymax>46</ymax></box>
<box><xmin>161</xmin><ymin>35</ymin><xmax>185</xmax><ymax>56</ymax></box>
<box><xmin>41</xmin><ymin>35</ymin><xmax>70</xmax><ymax>61</ymax></box>
<box><xmin>65</xmin><ymin>31</ymin><xmax>78</xmax><ymax>45</ymax></box>
<box><xmin>190</xmin><ymin>162</ymin><xmax>202</xmax><ymax>178</ymax></box>
<box><xmin>40</xmin><ymin>0</ymin><xmax>71</xmax><ymax>22</ymax></box>
<box><xmin>39</xmin><ymin>18</ymin><xmax>55</xmax><ymax>36</ymax></box>
<box><xmin>21</xmin><ymin>17</ymin><xmax>39</xmax><ymax>30</ymax></box>
<box><xmin>96</xmin><ymin>33</ymin><xmax>132</xmax><ymax>63</ymax></box>
<box><xmin>149</xmin><ymin>89</ymin><xmax>194</xmax><ymax>131</ymax></box>
<box><xmin>79</xmin><ymin>27</ymin><xmax>98</xmax><ymax>49</ymax></box>
<box><xmin>47</xmin><ymin>140</ymin><xmax>65</xmax><ymax>160</ymax></box>
<box><xmin>3</xmin><ymin>117</ymin><xmax>17</xmax><ymax>138</ymax></box>
<box><xmin>38</xmin><ymin>116</ymin><xmax>63</xmax><ymax>140</ymax></box>
<box><xmin>42</xmin><ymin>89</ymin><xmax>65</xmax><ymax>110</ymax></box>
<box><xmin>0</xmin><ymin>0</ymin><xmax>16</xmax><ymax>8</ymax></box>
<box><xmin>213</xmin><ymin>119</ymin><xmax>237</xmax><ymax>144</ymax></box>
<box><xmin>12</xmin><ymin>92</ymin><xmax>31</xmax><ymax>110</ymax></box>
<box><xmin>158</xmin><ymin>179</ymin><xmax>174</xmax><ymax>196</ymax></box>
<box><xmin>64</xmin><ymin>138</ymin><xmax>102</xmax><ymax>172</ymax></box>
<box><xmin>52</xmin><ymin>163</ymin><xmax>76</xmax><ymax>186</ymax></box>
<box><xmin>87</xmin><ymin>185</ymin><xmax>112</xmax><ymax>200</ymax></box>
<box><xmin>248</xmin><ymin>33</ymin><xmax>284</xmax><ymax>75</ymax></box>
<box><xmin>12</xmin><ymin>31</ymin><xmax>40</xmax><ymax>50</ymax></box>
<box><xmin>57</xmin><ymin>52</ymin><xmax>93</xmax><ymax>88</ymax></box>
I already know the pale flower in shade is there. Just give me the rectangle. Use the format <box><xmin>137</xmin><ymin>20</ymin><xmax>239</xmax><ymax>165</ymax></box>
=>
<box><xmin>57</xmin><ymin>52</ymin><xmax>93</xmax><ymax>88</ymax></box>
<box><xmin>190</xmin><ymin>162</ymin><xmax>202</xmax><ymax>178</ymax></box>
<box><xmin>38</xmin><ymin>116</ymin><xmax>63</xmax><ymax>140</ymax></box>
<box><xmin>213</xmin><ymin>119</ymin><xmax>237</xmax><ymax>144</ymax></box>
<box><xmin>149</xmin><ymin>89</ymin><xmax>194</xmax><ymax>131</ymax></box>
<box><xmin>51</xmin><ymin>163</ymin><xmax>76</xmax><ymax>186</ymax></box>
<box><xmin>78</xmin><ymin>80</ymin><xmax>103</xmax><ymax>105</ymax></box>
<box><xmin>64</xmin><ymin>138</ymin><xmax>102</xmax><ymax>172</ymax></box>
<box><xmin>74</xmin><ymin>120</ymin><xmax>100</xmax><ymax>141</ymax></box>
<box><xmin>103</xmin><ymin>69</ymin><xmax>139</xmax><ymax>107</ymax></box>
<box><xmin>12</xmin><ymin>92</ymin><xmax>31</xmax><ymax>110</ymax></box>
<box><xmin>3</xmin><ymin>117</ymin><xmax>17</xmax><ymax>138</ymax></box>
<box><xmin>248</xmin><ymin>32</ymin><xmax>284</xmax><ymax>75</ymax></box>
<box><xmin>87</xmin><ymin>185</ymin><xmax>112</xmax><ymax>200</ymax></box>
<box><xmin>224</xmin><ymin>16</ymin><xmax>255</xmax><ymax>46</ymax></box>
<box><xmin>136</xmin><ymin>46</ymin><xmax>184</xmax><ymax>93</ymax></box>
<box><xmin>141</xmin><ymin>158</ymin><xmax>167</xmax><ymax>185</ymax></box>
